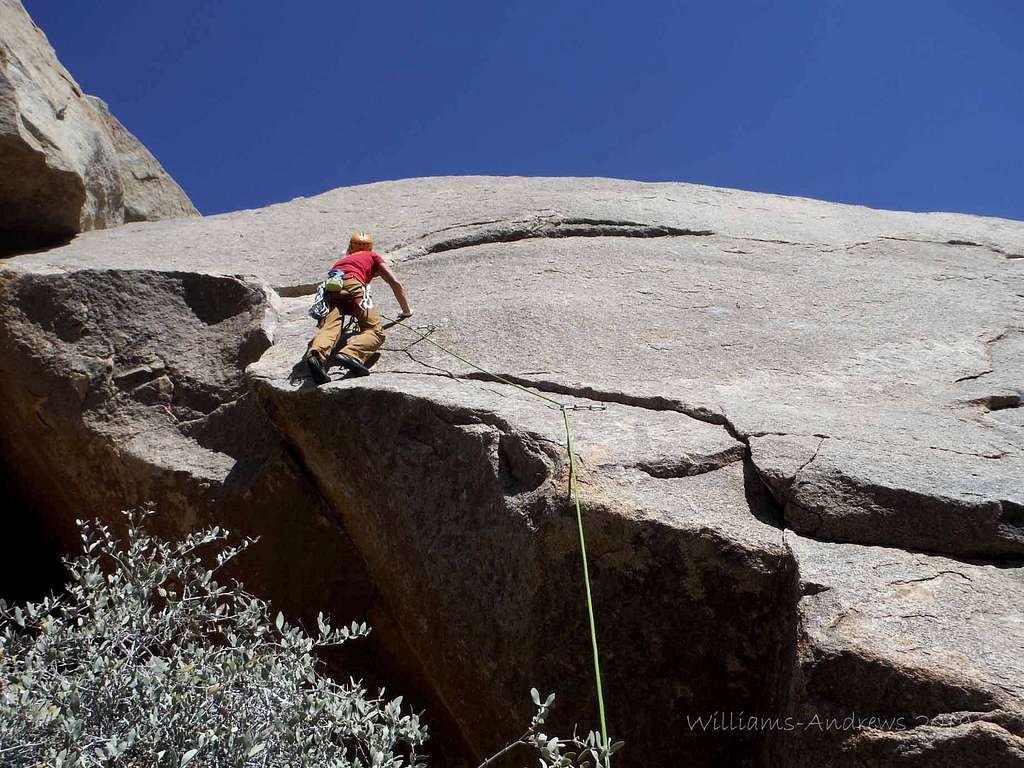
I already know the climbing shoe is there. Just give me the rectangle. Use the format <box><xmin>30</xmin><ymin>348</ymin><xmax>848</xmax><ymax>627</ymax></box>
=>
<box><xmin>305</xmin><ymin>352</ymin><xmax>330</xmax><ymax>385</ymax></box>
<box><xmin>336</xmin><ymin>352</ymin><xmax>371</xmax><ymax>378</ymax></box>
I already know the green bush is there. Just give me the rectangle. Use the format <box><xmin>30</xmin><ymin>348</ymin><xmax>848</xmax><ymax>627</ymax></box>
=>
<box><xmin>0</xmin><ymin>511</ymin><xmax>427</xmax><ymax>768</ymax></box>
<box><xmin>0</xmin><ymin>511</ymin><xmax>620</xmax><ymax>768</ymax></box>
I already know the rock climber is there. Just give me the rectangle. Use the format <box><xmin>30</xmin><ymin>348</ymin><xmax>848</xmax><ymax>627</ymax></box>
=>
<box><xmin>305</xmin><ymin>231</ymin><xmax>413</xmax><ymax>385</ymax></box>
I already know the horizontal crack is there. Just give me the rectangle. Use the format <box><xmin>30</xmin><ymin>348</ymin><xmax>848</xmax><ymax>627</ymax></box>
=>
<box><xmin>336</xmin><ymin>367</ymin><xmax>749</xmax><ymax>481</ymax></box>
<box><xmin>349</xmin><ymin>369</ymin><xmax>757</xmax><ymax>499</ymax></box>
<box><xmin>393</xmin><ymin>218</ymin><xmax>714</xmax><ymax>260</ymax></box>
<box><xmin>880</xmin><ymin>235</ymin><xmax>1021</xmax><ymax>259</ymax></box>
<box><xmin>954</xmin><ymin>369</ymin><xmax>993</xmax><ymax>383</ymax></box>
<box><xmin>928</xmin><ymin>445</ymin><xmax>1006</xmax><ymax>460</ymax></box>
<box><xmin>270</xmin><ymin>220</ymin><xmax>715</xmax><ymax>296</ymax></box>
<box><xmin>889</xmin><ymin>570</ymin><xmax>973</xmax><ymax>587</ymax></box>
<box><xmin>728</xmin><ymin>236</ymin><xmax>821</xmax><ymax>248</ymax></box>
<box><xmin>459</xmin><ymin>370</ymin><xmax>743</xmax><ymax>439</ymax></box>
<box><xmin>408</xmin><ymin>219</ymin><xmax>507</xmax><ymax>241</ymax></box>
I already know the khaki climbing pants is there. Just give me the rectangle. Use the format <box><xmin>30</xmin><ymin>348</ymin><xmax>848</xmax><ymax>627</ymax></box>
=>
<box><xmin>309</xmin><ymin>278</ymin><xmax>384</xmax><ymax>365</ymax></box>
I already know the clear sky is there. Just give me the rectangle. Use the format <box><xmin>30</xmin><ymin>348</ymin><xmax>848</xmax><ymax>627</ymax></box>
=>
<box><xmin>24</xmin><ymin>0</ymin><xmax>1024</xmax><ymax>219</ymax></box>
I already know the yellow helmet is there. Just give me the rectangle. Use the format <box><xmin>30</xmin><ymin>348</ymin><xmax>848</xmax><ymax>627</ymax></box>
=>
<box><xmin>348</xmin><ymin>231</ymin><xmax>373</xmax><ymax>253</ymax></box>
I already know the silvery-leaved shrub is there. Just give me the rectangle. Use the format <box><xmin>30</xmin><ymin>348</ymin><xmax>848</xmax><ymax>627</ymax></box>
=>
<box><xmin>480</xmin><ymin>690</ymin><xmax>622</xmax><ymax>768</ymax></box>
<box><xmin>0</xmin><ymin>510</ymin><xmax>427</xmax><ymax>768</ymax></box>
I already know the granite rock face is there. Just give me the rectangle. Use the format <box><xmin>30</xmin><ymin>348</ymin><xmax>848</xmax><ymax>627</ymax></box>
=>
<box><xmin>249</xmin><ymin>359</ymin><xmax>793</xmax><ymax>765</ymax></box>
<box><xmin>86</xmin><ymin>96</ymin><xmax>199</xmax><ymax>223</ymax></box>
<box><xmin>0</xmin><ymin>0</ymin><xmax>197</xmax><ymax>252</ymax></box>
<box><xmin>775</xmin><ymin>532</ymin><xmax>1024</xmax><ymax>766</ymax></box>
<box><xmin>0</xmin><ymin>176</ymin><xmax>1022</xmax><ymax>766</ymax></box>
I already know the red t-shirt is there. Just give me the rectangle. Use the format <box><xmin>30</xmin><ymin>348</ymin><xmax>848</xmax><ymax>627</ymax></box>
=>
<box><xmin>330</xmin><ymin>250</ymin><xmax>384</xmax><ymax>285</ymax></box>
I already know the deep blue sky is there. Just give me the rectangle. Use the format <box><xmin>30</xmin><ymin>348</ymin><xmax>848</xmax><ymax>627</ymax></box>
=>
<box><xmin>24</xmin><ymin>1</ymin><xmax>1023</xmax><ymax>219</ymax></box>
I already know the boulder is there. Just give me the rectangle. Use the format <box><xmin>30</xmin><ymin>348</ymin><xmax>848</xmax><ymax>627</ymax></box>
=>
<box><xmin>0</xmin><ymin>176</ymin><xmax>1022</xmax><ymax>766</ymax></box>
<box><xmin>750</xmin><ymin>434</ymin><xmax>1024</xmax><ymax>558</ymax></box>
<box><xmin>0</xmin><ymin>0</ymin><xmax>196</xmax><ymax>252</ymax></box>
<box><xmin>86</xmin><ymin>95</ymin><xmax>199</xmax><ymax>223</ymax></box>
<box><xmin>775</xmin><ymin>532</ymin><xmax>1024</xmax><ymax>766</ymax></box>
<box><xmin>0</xmin><ymin>0</ymin><xmax>120</xmax><ymax>248</ymax></box>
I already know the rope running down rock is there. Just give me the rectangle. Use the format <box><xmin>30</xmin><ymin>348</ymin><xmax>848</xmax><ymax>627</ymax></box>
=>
<box><xmin>380</xmin><ymin>313</ymin><xmax>612</xmax><ymax>763</ymax></box>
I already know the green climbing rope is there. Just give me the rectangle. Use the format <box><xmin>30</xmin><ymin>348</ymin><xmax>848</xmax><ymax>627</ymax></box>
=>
<box><xmin>562</xmin><ymin>407</ymin><xmax>610</xmax><ymax>756</ymax></box>
<box><xmin>381</xmin><ymin>314</ymin><xmax>611</xmax><ymax>762</ymax></box>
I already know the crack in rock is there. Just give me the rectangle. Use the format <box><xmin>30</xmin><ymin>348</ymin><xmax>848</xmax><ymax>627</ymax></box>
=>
<box><xmin>955</xmin><ymin>368</ymin><xmax>994</xmax><ymax>384</ymax></box>
<box><xmin>271</xmin><ymin>219</ymin><xmax>714</xmax><ymax>297</ymax></box>
<box><xmin>751</xmin><ymin>434</ymin><xmax>1024</xmax><ymax>561</ymax></box>
<box><xmin>459</xmin><ymin>370</ymin><xmax>741</xmax><ymax>437</ymax></box>
<box><xmin>928</xmin><ymin>445</ymin><xmax>1007</xmax><ymax>460</ymax></box>
<box><xmin>339</xmin><ymin>367</ymin><xmax>749</xmax><ymax>481</ymax></box>
<box><xmin>881</xmin><ymin>235</ymin><xmax>1022</xmax><ymax>259</ymax></box>
<box><xmin>889</xmin><ymin>570</ymin><xmax>974</xmax><ymax>587</ymax></box>
<box><xmin>390</xmin><ymin>217</ymin><xmax>715</xmax><ymax>261</ymax></box>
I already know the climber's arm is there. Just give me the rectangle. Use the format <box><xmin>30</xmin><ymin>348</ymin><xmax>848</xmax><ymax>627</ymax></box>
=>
<box><xmin>378</xmin><ymin>259</ymin><xmax>413</xmax><ymax>319</ymax></box>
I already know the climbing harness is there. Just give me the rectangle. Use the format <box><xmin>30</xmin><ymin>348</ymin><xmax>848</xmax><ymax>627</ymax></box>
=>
<box><xmin>380</xmin><ymin>313</ymin><xmax>612</xmax><ymax>764</ymax></box>
<box><xmin>309</xmin><ymin>274</ymin><xmax>374</xmax><ymax>321</ymax></box>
